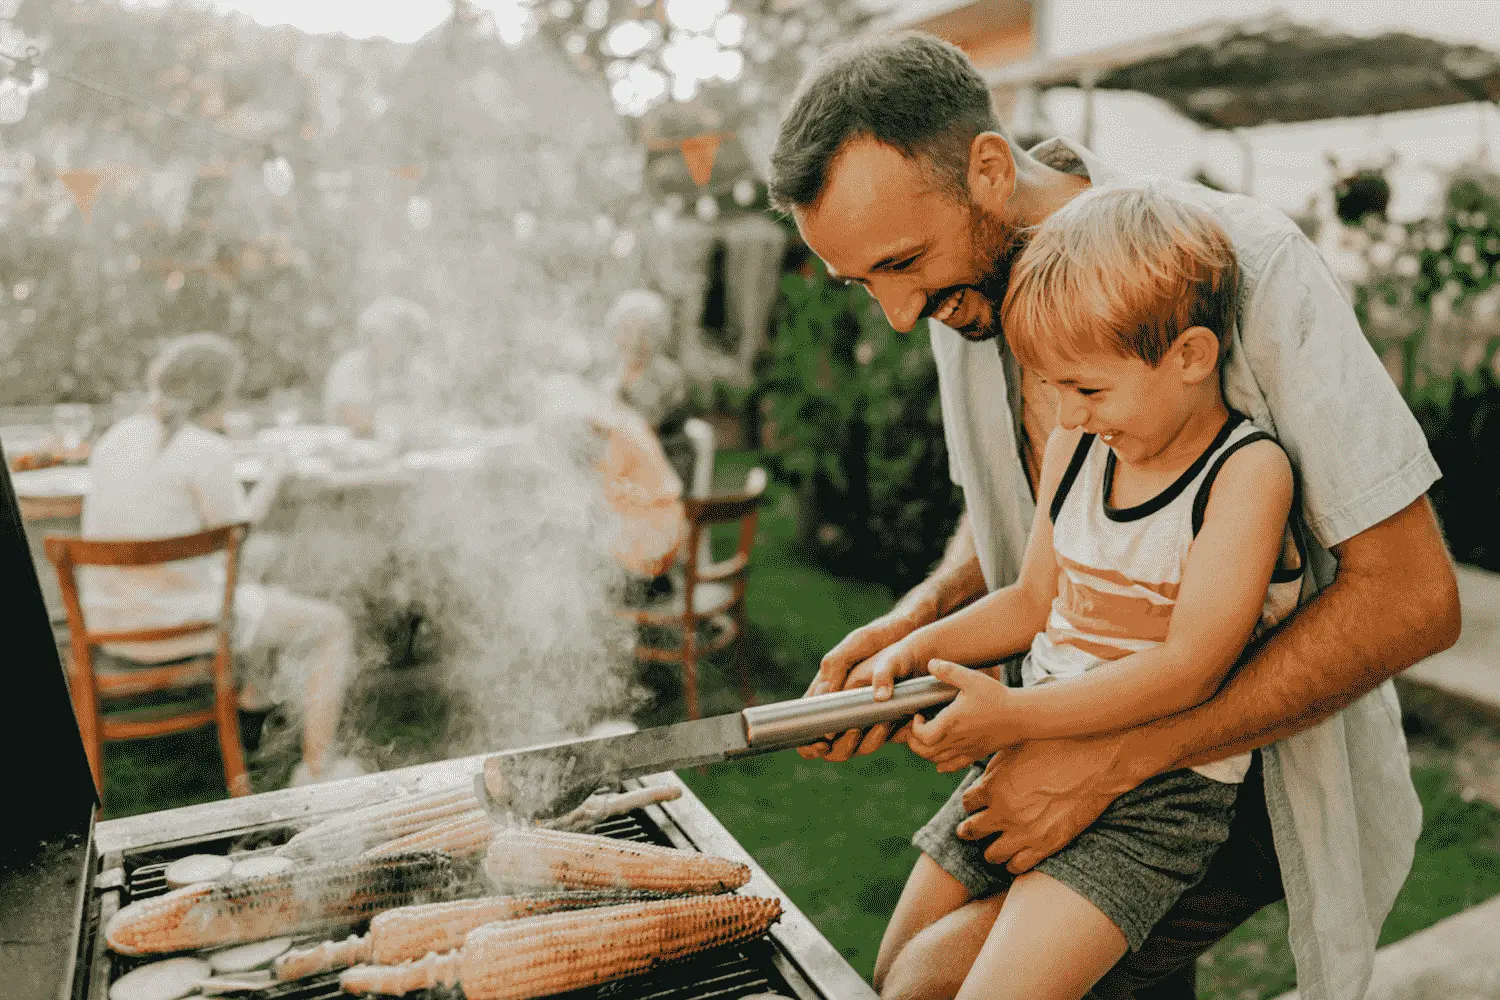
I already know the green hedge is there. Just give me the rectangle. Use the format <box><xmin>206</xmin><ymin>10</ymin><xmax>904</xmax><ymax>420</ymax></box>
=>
<box><xmin>758</xmin><ymin>262</ymin><xmax>962</xmax><ymax>592</ymax></box>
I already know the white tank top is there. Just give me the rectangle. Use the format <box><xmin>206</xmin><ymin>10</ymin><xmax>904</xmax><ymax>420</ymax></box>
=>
<box><xmin>1023</xmin><ymin>413</ymin><xmax>1306</xmax><ymax>783</ymax></box>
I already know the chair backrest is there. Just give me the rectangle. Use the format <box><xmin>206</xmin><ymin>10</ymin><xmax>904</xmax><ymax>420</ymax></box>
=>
<box><xmin>683</xmin><ymin>467</ymin><xmax>766</xmax><ymax>526</ymax></box>
<box><xmin>682</xmin><ymin>417</ymin><xmax>716</xmax><ymax>499</ymax></box>
<box><xmin>44</xmin><ymin>523</ymin><xmax>248</xmax><ymax>647</ymax></box>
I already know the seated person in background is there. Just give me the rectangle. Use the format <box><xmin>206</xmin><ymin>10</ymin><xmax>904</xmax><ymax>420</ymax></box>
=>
<box><xmin>323</xmin><ymin>296</ymin><xmax>447</xmax><ymax>440</ymax></box>
<box><xmin>84</xmin><ymin>333</ymin><xmax>362</xmax><ymax>786</ymax></box>
<box><xmin>604</xmin><ymin>289</ymin><xmax>695</xmax><ymax>489</ymax></box>
<box><xmin>536</xmin><ymin>370</ymin><xmax>686</xmax><ymax>598</ymax></box>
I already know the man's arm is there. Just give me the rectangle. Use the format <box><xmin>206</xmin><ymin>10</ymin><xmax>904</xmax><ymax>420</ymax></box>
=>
<box><xmin>959</xmin><ymin>496</ymin><xmax>1460</xmax><ymax>873</ymax></box>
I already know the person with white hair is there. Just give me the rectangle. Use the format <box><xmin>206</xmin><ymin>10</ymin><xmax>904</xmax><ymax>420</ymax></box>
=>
<box><xmin>83</xmin><ymin>333</ymin><xmax>361</xmax><ymax>786</ymax></box>
<box><xmin>606</xmin><ymin>288</ymin><xmax>688</xmax><ymax>429</ymax></box>
<box><xmin>323</xmin><ymin>296</ymin><xmax>448</xmax><ymax>439</ymax></box>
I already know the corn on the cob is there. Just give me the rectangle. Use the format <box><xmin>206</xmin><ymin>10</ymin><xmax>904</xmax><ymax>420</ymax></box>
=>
<box><xmin>363</xmin><ymin>810</ymin><xmax>495</xmax><ymax>860</ymax></box>
<box><xmin>339</xmin><ymin>894</ymin><xmax>782</xmax><ymax>999</ymax></box>
<box><xmin>106</xmin><ymin>852</ymin><xmax>456</xmax><ymax>956</ymax></box>
<box><xmin>278</xmin><ymin>787</ymin><xmax>479</xmax><ymax>862</ymax></box>
<box><xmin>274</xmin><ymin>890</ymin><xmax>669</xmax><ymax>980</ymax></box>
<box><xmin>484</xmin><ymin>828</ymin><xmax>750</xmax><ymax>895</ymax></box>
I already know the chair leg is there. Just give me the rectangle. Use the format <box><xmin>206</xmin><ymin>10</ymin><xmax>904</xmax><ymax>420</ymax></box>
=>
<box><xmin>211</xmin><ymin>649</ymin><xmax>252</xmax><ymax>796</ymax></box>
<box><xmin>682</xmin><ymin>618</ymin><xmax>701</xmax><ymax>722</ymax></box>
<box><xmin>69</xmin><ymin>654</ymin><xmax>106</xmax><ymax>806</ymax></box>
<box><xmin>734</xmin><ymin>605</ymin><xmax>755</xmax><ymax>708</ymax></box>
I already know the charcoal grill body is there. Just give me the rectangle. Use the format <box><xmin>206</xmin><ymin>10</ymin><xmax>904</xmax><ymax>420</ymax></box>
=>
<box><xmin>84</xmin><ymin>764</ymin><xmax>873</xmax><ymax>1000</ymax></box>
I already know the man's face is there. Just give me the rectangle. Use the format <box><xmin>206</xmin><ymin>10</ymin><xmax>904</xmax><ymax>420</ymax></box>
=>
<box><xmin>792</xmin><ymin>137</ymin><xmax>1024</xmax><ymax>342</ymax></box>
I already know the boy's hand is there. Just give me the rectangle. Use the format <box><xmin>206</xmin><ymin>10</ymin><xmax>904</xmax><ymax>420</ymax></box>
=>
<box><xmin>907</xmin><ymin>659</ymin><xmax>1016</xmax><ymax>772</ymax></box>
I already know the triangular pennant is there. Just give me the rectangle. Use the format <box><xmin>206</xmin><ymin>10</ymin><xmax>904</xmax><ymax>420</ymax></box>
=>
<box><xmin>58</xmin><ymin>168</ymin><xmax>105</xmax><ymax>223</ymax></box>
<box><xmin>680</xmin><ymin>133</ymin><xmax>722</xmax><ymax>187</ymax></box>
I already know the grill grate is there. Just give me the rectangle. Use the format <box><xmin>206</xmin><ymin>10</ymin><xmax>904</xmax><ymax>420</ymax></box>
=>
<box><xmin>230</xmin><ymin>939</ymin><xmax>793</xmax><ymax>1000</ymax></box>
<box><xmin>112</xmin><ymin>809</ymin><xmax>799</xmax><ymax>1000</ymax></box>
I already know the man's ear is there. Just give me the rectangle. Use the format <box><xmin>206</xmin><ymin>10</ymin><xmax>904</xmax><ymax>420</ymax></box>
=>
<box><xmin>967</xmin><ymin>133</ymin><xmax>1017</xmax><ymax>211</ymax></box>
<box><xmin>1173</xmin><ymin>326</ymin><xmax>1221</xmax><ymax>384</ymax></box>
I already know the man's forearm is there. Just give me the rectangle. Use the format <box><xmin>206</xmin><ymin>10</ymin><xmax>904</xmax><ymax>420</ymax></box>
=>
<box><xmin>896</xmin><ymin>512</ymin><xmax>988</xmax><ymax>621</ymax></box>
<box><xmin>1127</xmin><ymin>499</ymin><xmax>1461</xmax><ymax>777</ymax></box>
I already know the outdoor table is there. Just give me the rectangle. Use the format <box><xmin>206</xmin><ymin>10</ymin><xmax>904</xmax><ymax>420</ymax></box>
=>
<box><xmin>12</xmin><ymin>421</ymin><xmax>532</xmax><ymax>622</ymax></box>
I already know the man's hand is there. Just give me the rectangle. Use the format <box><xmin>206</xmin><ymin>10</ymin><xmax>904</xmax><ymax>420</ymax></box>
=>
<box><xmin>907</xmin><ymin>660</ymin><xmax>1015</xmax><ymax>772</ymax></box>
<box><xmin>798</xmin><ymin>591</ymin><xmax>939</xmax><ymax>761</ymax></box>
<box><xmin>956</xmin><ymin>730</ymin><xmax>1151</xmax><ymax>874</ymax></box>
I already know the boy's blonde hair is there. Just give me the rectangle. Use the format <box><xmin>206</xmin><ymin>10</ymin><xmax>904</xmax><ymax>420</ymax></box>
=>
<box><xmin>1001</xmin><ymin>184</ymin><xmax>1238</xmax><ymax>371</ymax></box>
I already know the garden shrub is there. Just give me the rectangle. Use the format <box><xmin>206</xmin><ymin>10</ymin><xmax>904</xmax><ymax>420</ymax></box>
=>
<box><xmin>758</xmin><ymin>261</ymin><xmax>962</xmax><ymax>592</ymax></box>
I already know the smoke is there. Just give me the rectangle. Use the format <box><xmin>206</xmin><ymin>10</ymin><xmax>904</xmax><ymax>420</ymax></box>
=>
<box><xmin>245</xmin><ymin>20</ymin><xmax>672</xmax><ymax>774</ymax></box>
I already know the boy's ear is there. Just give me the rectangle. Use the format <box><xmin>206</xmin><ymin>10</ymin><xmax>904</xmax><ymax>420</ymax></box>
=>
<box><xmin>1174</xmin><ymin>326</ymin><xmax>1221</xmax><ymax>383</ymax></box>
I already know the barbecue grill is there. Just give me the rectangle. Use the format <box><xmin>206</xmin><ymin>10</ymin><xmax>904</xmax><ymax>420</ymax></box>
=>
<box><xmin>0</xmin><ymin>452</ymin><xmax>875</xmax><ymax>1000</ymax></box>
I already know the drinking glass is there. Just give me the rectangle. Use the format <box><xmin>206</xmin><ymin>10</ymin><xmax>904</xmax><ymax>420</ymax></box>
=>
<box><xmin>53</xmin><ymin>403</ymin><xmax>94</xmax><ymax>453</ymax></box>
<box><xmin>222</xmin><ymin>410</ymin><xmax>256</xmax><ymax>440</ymax></box>
<box><xmin>270</xmin><ymin>388</ymin><xmax>304</xmax><ymax>428</ymax></box>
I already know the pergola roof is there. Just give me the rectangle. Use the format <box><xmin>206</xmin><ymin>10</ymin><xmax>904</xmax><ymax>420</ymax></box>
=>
<box><xmin>985</xmin><ymin>13</ymin><xmax>1500</xmax><ymax>130</ymax></box>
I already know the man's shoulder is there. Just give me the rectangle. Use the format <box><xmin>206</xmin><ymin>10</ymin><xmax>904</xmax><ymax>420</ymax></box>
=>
<box><xmin>1150</xmin><ymin>178</ymin><xmax>1304</xmax><ymax>287</ymax></box>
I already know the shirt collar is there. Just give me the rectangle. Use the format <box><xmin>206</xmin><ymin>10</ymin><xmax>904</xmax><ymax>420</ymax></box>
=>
<box><xmin>1025</xmin><ymin>137</ymin><xmax>1128</xmax><ymax>188</ymax></box>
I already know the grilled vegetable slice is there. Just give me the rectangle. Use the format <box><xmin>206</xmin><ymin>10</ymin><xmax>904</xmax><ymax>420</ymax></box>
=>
<box><xmin>107</xmin><ymin>956</ymin><xmax>210</xmax><ymax>1000</ymax></box>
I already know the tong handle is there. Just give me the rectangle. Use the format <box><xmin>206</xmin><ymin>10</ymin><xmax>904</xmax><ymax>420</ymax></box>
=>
<box><xmin>740</xmin><ymin>675</ymin><xmax>957</xmax><ymax>750</ymax></box>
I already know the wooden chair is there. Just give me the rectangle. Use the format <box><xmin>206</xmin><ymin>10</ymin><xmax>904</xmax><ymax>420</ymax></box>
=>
<box><xmin>621</xmin><ymin>468</ymin><xmax>767</xmax><ymax>720</ymax></box>
<box><xmin>44</xmin><ymin>524</ymin><xmax>252</xmax><ymax>801</ymax></box>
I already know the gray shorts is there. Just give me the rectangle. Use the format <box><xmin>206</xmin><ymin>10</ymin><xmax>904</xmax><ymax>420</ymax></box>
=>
<box><xmin>913</xmin><ymin>765</ymin><xmax>1239</xmax><ymax>952</ymax></box>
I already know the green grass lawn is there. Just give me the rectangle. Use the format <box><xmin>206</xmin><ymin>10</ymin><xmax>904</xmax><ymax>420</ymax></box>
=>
<box><xmin>100</xmin><ymin>450</ymin><xmax>1500</xmax><ymax>999</ymax></box>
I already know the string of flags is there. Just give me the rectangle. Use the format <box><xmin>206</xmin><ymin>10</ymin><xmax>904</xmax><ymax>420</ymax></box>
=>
<box><xmin>26</xmin><ymin>128</ymin><xmax>730</xmax><ymax>225</ymax></box>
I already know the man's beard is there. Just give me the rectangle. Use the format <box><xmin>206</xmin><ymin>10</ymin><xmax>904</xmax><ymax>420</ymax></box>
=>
<box><xmin>920</xmin><ymin>207</ymin><xmax>1027</xmax><ymax>343</ymax></box>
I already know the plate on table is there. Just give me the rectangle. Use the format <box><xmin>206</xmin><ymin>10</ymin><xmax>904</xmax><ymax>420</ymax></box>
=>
<box><xmin>12</xmin><ymin>465</ymin><xmax>91</xmax><ymax>497</ymax></box>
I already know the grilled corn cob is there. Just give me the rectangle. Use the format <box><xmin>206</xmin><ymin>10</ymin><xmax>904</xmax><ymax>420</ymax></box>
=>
<box><xmin>484</xmin><ymin>828</ymin><xmax>750</xmax><ymax>895</ymax></box>
<box><xmin>363</xmin><ymin>810</ymin><xmax>495</xmax><ymax>860</ymax></box>
<box><xmin>358</xmin><ymin>785</ymin><xmax>687</xmax><ymax>861</ymax></box>
<box><xmin>106</xmin><ymin>852</ymin><xmax>455</xmax><ymax>956</ymax></box>
<box><xmin>278</xmin><ymin>787</ymin><xmax>479</xmax><ymax>862</ymax></box>
<box><xmin>274</xmin><ymin>890</ymin><xmax>668</xmax><ymax>980</ymax></box>
<box><xmin>340</xmin><ymin>894</ymin><xmax>783</xmax><ymax>999</ymax></box>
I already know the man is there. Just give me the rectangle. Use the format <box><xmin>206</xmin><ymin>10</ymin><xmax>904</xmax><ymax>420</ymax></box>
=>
<box><xmin>768</xmin><ymin>32</ymin><xmax>1460</xmax><ymax>1000</ymax></box>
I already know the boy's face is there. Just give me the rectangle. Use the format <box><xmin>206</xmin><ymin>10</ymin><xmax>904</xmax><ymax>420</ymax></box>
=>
<box><xmin>1034</xmin><ymin>327</ymin><xmax>1219</xmax><ymax>466</ymax></box>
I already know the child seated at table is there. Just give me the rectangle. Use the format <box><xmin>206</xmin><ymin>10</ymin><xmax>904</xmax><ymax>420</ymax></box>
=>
<box><xmin>864</xmin><ymin>185</ymin><xmax>1306</xmax><ymax>1000</ymax></box>
<box><xmin>83</xmin><ymin>333</ymin><xmax>363</xmax><ymax>786</ymax></box>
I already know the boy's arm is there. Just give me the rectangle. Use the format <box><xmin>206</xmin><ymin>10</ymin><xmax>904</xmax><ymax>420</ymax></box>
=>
<box><xmin>998</xmin><ymin>439</ymin><xmax>1295</xmax><ymax>741</ymax></box>
<box><xmin>865</xmin><ymin>427</ymin><xmax>1078</xmax><ymax>697</ymax></box>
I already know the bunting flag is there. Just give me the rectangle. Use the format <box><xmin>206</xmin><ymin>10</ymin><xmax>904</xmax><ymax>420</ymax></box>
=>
<box><xmin>57</xmin><ymin>168</ymin><xmax>105</xmax><ymax>223</ymax></box>
<box><xmin>679</xmin><ymin>133</ymin><xmax>722</xmax><ymax>187</ymax></box>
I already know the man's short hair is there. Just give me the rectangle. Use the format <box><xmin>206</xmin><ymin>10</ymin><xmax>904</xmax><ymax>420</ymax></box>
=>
<box><xmin>769</xmin><ymin>31</ymin><xmax>1001</xmax><ymax>211</ymax></box>
<box><xmin>1001</xmin><ymin>185</ymin><xmax>1240</xmax><ymax>370</ymax></box>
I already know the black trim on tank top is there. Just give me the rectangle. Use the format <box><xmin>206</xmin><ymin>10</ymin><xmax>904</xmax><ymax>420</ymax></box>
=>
<box><xmin>1190</xmin><ymin>430</ymin><xmax>1308</xmax><ymax>582</ymax></box>
<box><xmin>1049</xmin><ymin>432</ymin><xmax>1096</xmax><ymax>523</ymax></box>
<box><xmin>1102</xmin><ymin>412</ymin><xmax>1245</xmax><ymax>522</ymax></box>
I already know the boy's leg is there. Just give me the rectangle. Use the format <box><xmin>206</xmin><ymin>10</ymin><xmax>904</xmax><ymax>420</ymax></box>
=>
<box><xmin>876</xmin><ymin>853</ymin><xmax>1007</xmax><ymax>1000</ymax></box>
<box><xmin>1091</xmin><ymin>753</ymin><xmax>1283</xmax><ymax>998</ymax></box>
<box><xmin>957</xmin><ymin>871</ymin><xmax>1128</xmax><ymax>1000</ymax></box>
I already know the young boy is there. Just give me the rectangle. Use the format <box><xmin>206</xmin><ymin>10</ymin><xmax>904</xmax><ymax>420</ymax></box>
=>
<box><xmin>860</xmin><ymin>185</ymin><xmax>1306</xmax><ymax>999</ymax></box>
